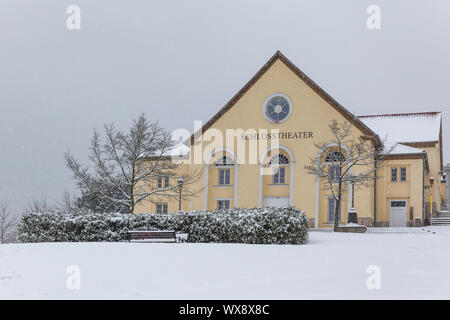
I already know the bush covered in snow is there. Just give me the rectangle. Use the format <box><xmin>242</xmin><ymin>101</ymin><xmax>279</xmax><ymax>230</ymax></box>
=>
<box><xmin>18</xmin><ymin>207</ymin><xmax>309</xmax><ymax>245</ymax></box>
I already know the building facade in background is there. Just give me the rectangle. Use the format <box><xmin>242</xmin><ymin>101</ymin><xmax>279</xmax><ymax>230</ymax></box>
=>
<box><xmin>444</xmin><ymin>164</ymin><xmax>450</xmax><ymax>209</ymax></box>
<box><xmin>135</xmin><ymin>52</ymin><xmax>446</xmax><ymax>228</ymax></box>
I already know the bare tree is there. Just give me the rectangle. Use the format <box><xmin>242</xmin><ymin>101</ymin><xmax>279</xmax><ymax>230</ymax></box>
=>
<box><xmin>0</xmin><ymin>202</ymin><xmax>18</xmax><ymax>244</ymax></box>
<box><xmin>65</xmin><ymin>113</ymin><xmax>202</xmax><ymax>213</ymax></box>
<box><xmin>305</xmin><ymin>120</ymin><xmax>388</xmax><ymax>231</ymax></box>
<box><xmin>56</xmin><ymin>191</ymin><xmax>80</xmax><ymax>214</ymax></box>
<box><xmin>26</xmin><ymin>197</ymin><xmax>53</xmax><ymax>213</ymax></box>
<box><xmin>74</xmin><ymin>184</ymin><xmax>128</xmax><ymax>214</ymax></box>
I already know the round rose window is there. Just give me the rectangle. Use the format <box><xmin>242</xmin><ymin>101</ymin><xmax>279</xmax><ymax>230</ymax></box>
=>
<box><xmin>264</xmin><ymin>95</ymin><xmax>291</xmax><ymax>122</ymax></box>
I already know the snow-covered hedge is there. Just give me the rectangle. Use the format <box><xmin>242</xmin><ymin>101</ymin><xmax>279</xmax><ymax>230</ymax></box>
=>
<box><xmin>18</xmin><ymin>207</ymin><xmax>309</xmax><ymax>245</ymax></box>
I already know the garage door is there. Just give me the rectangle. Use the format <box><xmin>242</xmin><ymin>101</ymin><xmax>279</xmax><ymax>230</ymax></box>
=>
<box><xmin>264</xmin><ymin>196</ymin><xmax>289</xmax><ymax>208</ymax></box>
<box><xmin>389</xmin><ymin>200</ymin><xmax>407</xmax><ymax>227</ymax></box>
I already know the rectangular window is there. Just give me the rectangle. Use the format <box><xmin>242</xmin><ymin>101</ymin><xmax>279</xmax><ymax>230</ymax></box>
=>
<box><xmin>219</xmin><ymin>169</ymin><xmax>230</xmax><ymax>185</ymax></box>
<box><xmin>273</xmin><ymin>167</ymin><xmax>286</xmax><ymax>184</ymax></box>
<box><xmin>158</xmin><ymin>176</ymin><xmax>169</xmax><ymax>188</ymax></box>
<box><xmin>400</xmin><ymin>167</ymin><xmax>407</xmax><ymax>182</ymax></box>
<box><xmin>328</xmin><ymin>198</ymin><xmax>341</xmax><ymax>222</ymax></box>
<box><xmin>391</xmin><ymin>201</ymin><xmax>406</xmax><ymax>207</ymax></box>
<box><xmin>329</xmin><ymin>166</ymin><xmax>340</xmax><ymax>183</ymax></box>
<box><xmin>156</xmin><ymin>203</ymin><xmax>168</xmax><ymax>214</ymax></box>
<box><xmin>391</xmin><ymin>167</ymin><xmax>398</xmax><ymax>182</ymax></box>
<box><xmin>217</xmin><ymin>200</ymin><xmax>230</xmax><ymax>210</ymax></box>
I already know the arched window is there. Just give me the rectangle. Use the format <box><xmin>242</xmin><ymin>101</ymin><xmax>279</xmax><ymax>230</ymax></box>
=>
<box><xmin>215</xmin><ymin>156</ymin><xmax>233</xmax><ymax>185</ymax></box>
<box><xmin>325</xmin><ymin>151</ymin><xmax>346</xmax><ymax>163</ymax></box>
<box><xmin>325</xmin><ymin>151</ymin><xmax>345</xmax><ymax>183</ymax></box>
<box><xmin>215</xmin><ymin>156</ymin><xmax>234</xmax><ymax>166</ymax></box>
<box><xmin>269</xmin><ymin>154</ymin><xmax>289</xmax><ymax>184</ymax></box>
<box><xmin>269</xmin><ymin>154</ymin><xmax>289</xmax><ymax>165</ymax></box>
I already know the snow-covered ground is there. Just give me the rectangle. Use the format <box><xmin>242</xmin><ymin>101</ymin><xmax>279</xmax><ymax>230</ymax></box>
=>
<box><xmin>1</xmin><ymin>227</ymin><xmax>450</xmax><ymax>299</ymax></box>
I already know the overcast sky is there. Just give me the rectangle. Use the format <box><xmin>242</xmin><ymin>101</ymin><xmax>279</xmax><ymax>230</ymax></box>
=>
<box><xmin>0</xmin><ymin>0</ymin><xmax>449</xmax><ymax>213</ymax></box>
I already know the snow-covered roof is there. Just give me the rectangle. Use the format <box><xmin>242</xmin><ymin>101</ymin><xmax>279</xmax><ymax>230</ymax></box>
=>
<box><xmin>358</xmin><ymin>112</ymin><xmax>441</xmax><ymax>144</ymax></box>
<box><xmin>386</xmin><ymin>143</ymin><xmax>425</xmax><ymax>155</ymax></box>
<box><xmin>165</xmin><ymin>143</ymin><xmax>190</xmax><ymax>157</ymax></box>
<box><xmin>358</xmin><ymin>112</ymin><xmax>441</xmax><ymax>155</ymax></box>
<box><xmin>145</xmin><ymin>144</ymin><xmax>190</xmax><ymax>160</ymax></box>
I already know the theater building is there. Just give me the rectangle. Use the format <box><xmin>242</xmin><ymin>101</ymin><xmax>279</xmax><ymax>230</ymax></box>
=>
<box><xmin>135</xmin><ymin>51</ymin><xmax>446</xmax><ymax>228</ymax></box>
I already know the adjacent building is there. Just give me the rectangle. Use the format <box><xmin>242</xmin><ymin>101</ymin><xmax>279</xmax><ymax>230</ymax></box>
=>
<box><xmin>444</xmin><ymin>163</ymin><xmax>450</xmax><ymax>209</ymax></box>
<box><xmin>135</xmin><ymin>51</ymin><xmax>446</xmax><ymax>228</ymax></box>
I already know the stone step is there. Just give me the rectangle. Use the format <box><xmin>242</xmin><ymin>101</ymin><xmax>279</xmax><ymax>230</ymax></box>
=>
<box><xmin>430</xmin><ymin>217</ymin><xmax>450</xmax><ymax>225</ymax></box>
<box><xmin>438</xmin><ymin>210</ymin><xmax>449</xmax><ymax>217</ymax></box>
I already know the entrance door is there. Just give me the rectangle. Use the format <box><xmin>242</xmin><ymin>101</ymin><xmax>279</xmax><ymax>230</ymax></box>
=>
<box><xmin>264</xmin><ymin>196</ymin><xmax>289</xmax><ymax>208</ymax></box>
<box><xmin>389</xmin><ymin>200</ymin><xmax>407</xmax><ymax>227</ymax></box>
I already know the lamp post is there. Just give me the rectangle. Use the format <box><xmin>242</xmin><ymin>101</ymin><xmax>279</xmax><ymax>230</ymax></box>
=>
<box><xmin>430</xmin><ymin>176</ymin><xmax>435</xmax><ymax>216</ymax></box>
<box><xmin>348</xmin><ymin>173</ymin><xmax>357</xmax><ymax>224</ymax></box>
<box><xmin>346</xmin><ymin>173</ymin><xmax>356</xmax><ymax>208</ymax></box>
<box><xmin>177</xmin><ymin>178</ymin><xmax>184</xmax><ymax>212</ymax></box>
<box><xmin>351</xmin><ymin>177</ymin><xmax>356</xmax><ymax>209</ymax></box>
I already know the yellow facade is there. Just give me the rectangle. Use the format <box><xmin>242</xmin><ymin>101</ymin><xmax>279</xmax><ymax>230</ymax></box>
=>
<box><xmin>375</xmin><ymin>158</ymin><xmax>425</xmax><ymax>226</ymax></box>
<box><xmin>134</xmin><ymin>52</ymin><xmax>445</xmax><ymax>228</ymax></box>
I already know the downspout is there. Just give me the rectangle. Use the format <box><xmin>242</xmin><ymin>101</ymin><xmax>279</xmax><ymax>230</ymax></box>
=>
<box><xmin>422</xmin><ymin>158</ymin><xmax>426</xmax><ymax>225</ymax></box>
<box><xmin>372</xmin><ymin>137</ymin><xmax>382</xmax><ymax>228</ymax></box>
<box><xmin>373</xmin><ymin>158</ymin><xmax>377</xmax><ymax>227</ymax></box>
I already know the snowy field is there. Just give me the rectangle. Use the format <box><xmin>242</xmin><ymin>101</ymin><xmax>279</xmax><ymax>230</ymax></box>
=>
<box><xmin>1</xmin><ymin>227</ymin><xmax>450</xmax><ymax>300</ymax></box>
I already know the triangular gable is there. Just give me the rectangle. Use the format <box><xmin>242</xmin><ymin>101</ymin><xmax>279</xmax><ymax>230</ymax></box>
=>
<box><xmin>188</xmin><ymin>51</ymin><xmax>381</xmax><ymax>145</ymax></box>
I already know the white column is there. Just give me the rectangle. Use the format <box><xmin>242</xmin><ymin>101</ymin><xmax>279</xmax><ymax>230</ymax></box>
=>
<box><xmin>314</xmin><ymin>175</ymin><xmax>320</xmax><ymax>228</ymax></box>
<box><xmin>234</xmin><ymin>164</ymin><xmax>238</xmax><ymax>208</ymax></box>
<box><xmin>258</xmin><ymin>164</ymin><xmax>263</xmax><ymax>208</ymax></box>
<box><xmin>203</xmin><ymin>164</ymin><xmax>209</xmax><ymax>211</ymax></box>
<box><xmin>348</xmin><ymin>182</ymin><xmax>353</xmax><ymax>212</ymax></box>
<box><xmin>289</xmin><ymin>162</ymin><xmax>294</xmax><ymax>206</ymax></box>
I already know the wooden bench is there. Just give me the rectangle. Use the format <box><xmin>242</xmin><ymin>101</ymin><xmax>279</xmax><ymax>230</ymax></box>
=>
<box><xmin>126</xmin><ymin>230</ymin><xmax>177</xmax><ymax>243</ymax></box>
